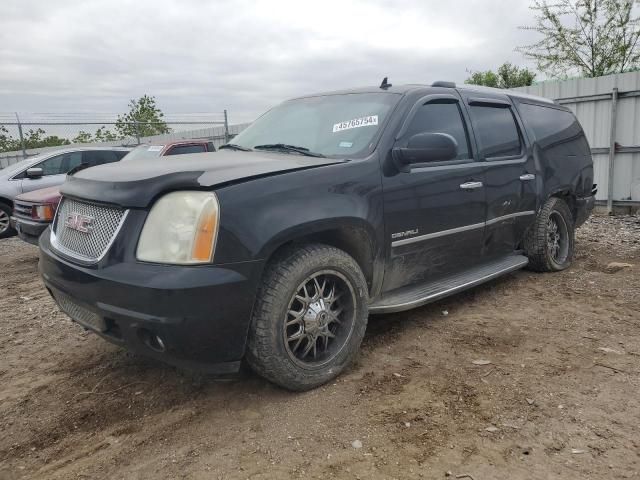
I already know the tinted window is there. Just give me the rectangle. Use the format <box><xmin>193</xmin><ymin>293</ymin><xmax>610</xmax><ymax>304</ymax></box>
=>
<box><xmin>470</xmin><ymin>106</ymin><xmax>521</xmax><ymax>158</ymax></box>
<box><xmin>36</xmin><ymin>152</ymin><xmax>83</xmax><ymax>176</ymax></box>
<box><xmin>38</xmin><ymin>154</ymin><xmax>64</xmax><ymax>175</ymax></box>
<box><xmin>206</xmin><ymin>142</ymin><xmax>216</xmax><ymax>152</ymax></box>
<box><xmin>165</xmin><ymin>145</ymin><xmax>207</xmax><ymax>156</ymax></box>
<box><xmin>404</xmin><ymin>101</ymin><xmax>470</xmax><ymax>159</ymax></box>
<box><xmin>518</xmin><ymin>103</ymin><xmax>582</xmax><ymax>148</ymax></box>
<box><xmin>81</xmin><ymin>150</ymin><xmax>122</xmax><ymax>167</ymax></box>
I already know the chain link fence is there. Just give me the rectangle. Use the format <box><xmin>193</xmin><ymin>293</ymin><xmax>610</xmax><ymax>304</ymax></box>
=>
<box><xmin>0</xmin><ymin>111</ymin><xmax>250</xmax><ymax>169</ymax></box>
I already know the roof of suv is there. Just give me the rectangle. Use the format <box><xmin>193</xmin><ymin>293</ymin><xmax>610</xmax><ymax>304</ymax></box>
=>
<box><xmin>294</xmin><ymin>82</ymin><xmax>555</xmax><ymax>105</ymax></box>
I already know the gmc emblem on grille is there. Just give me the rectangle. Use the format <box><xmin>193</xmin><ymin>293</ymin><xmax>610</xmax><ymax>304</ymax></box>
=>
<box><xmin>64</xmin><ymin>212</ymin><xmax>94</xmax><ymax>233</ymax></box>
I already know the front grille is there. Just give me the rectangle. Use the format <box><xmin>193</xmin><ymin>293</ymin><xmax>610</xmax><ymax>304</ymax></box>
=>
<box><xmin>52</xmin><ymin>197</ymin><xmax>127</xmax><ymax>262</ymax></box>
<box><xmin>54</xmin><ymin>292</ymin><xmax>106</xmax><ymax>332</ymax></box>
<box><xmin>13</xmin><ymin>201</ymin><xmax>32</xmax><ymax>220</ymax></box>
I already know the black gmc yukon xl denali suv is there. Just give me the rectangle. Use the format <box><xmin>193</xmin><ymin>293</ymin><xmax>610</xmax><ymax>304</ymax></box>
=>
<box><xmin>39</xmin><ymin>81</ymin><xmax>595</xmax><ymax>390</ymax></box>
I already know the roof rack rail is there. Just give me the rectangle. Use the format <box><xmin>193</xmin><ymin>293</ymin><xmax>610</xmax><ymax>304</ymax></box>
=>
<box><xmin>432</xmin><ymin>81</ymin><xmax>456</xmax><ymax>88</ymax></box>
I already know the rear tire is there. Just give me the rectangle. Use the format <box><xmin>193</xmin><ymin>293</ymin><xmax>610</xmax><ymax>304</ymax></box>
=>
<box><xmin>524</xmin><ymin>197</ymin><xmax>575</xmax><ymax>272</ymax></box>
<box><xmin>246</xmin><ymin>244</ymin><xmax>369</xmax><ymax>391</ymax></box>
<box><xmin>0</xmin><ymin>203</ymin><xmax>16</xmax><ymax>239</ymax></box>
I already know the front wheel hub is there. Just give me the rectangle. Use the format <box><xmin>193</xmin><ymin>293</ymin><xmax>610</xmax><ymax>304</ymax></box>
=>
<box><xmin>284</xmin><ymin>270</ymin><xmax>356</xmax><ymax>367</ymax></box>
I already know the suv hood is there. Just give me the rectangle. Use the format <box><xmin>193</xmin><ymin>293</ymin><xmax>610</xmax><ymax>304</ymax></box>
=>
<box><xmin>61</xmin><ymin>150</ymin><xmax>346</xmax><ymax>208</ymax></box>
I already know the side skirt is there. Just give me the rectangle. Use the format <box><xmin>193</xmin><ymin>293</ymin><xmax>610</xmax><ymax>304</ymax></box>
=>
<box><xmin>369</xmin><ymin>254</ymin><xmax>528</xmax><ymax>314</ymax></box>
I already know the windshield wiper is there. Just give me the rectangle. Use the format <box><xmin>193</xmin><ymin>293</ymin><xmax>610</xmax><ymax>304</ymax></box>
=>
<box><xmin>219</xmin><ymin>143</ymin><xmax>253</xmax><ymax>152</ymax></box>
<box><xmin>253</xmin><ymin>144</ymin><xmax>325</xmax><ymax>158</ymax></box>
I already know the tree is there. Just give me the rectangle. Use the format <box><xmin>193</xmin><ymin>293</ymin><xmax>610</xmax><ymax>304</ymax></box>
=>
<box><xmin>22</xmin><ymin>128</ymin><xmax>70</xmax><ymax>149</ymax></box>
<box><xmin>0</xmin><ymin>125</ymin><xmax>15</xmax><ymax>152</ymax></box>
<box><xmin>518</xmin><ymin>0</ymin><xmax>640</xmax><ymax>78</ymax></box>
<box><xmin>115</xmin><ymin>95</ymin><xmax>170</xmax><ymax>138</ymax></box>
<box><xmin>72</xmin><ymin>126</ymin><xmax>119</xmax><ymax>144</ymax></box>
<box><xmin>465</xmin><ymin>62</ymin><xmax>537</xmax><ymax>88</ymax></box>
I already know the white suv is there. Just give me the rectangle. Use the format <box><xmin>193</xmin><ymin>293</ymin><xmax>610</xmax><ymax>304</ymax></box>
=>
<box><xmin>0</xmin><ymin>147</ymin><xmax>131</xmax><ymax>238</ymax></box>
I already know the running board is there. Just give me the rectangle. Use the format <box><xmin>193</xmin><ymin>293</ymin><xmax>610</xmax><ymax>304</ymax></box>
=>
<box><xmin>369</xmin><ymin>255</ymin><xmax>528</xmax><ymax>314</ymax></box>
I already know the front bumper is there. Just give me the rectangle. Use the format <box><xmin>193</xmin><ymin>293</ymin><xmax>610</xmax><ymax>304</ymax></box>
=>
<box><xmin>575</xmin><ymin>194</ymin><xmax>595</xmax><ymax>227</ymax></box>
<box><xmin>39</xmin><ymin>232</ymin><xmax>264</xmax><ymax>374</ymax></box>
<box><xmin>12</xmin><ymin>216</ymin><xmax>49</xmax><ymax>245</ymax></box>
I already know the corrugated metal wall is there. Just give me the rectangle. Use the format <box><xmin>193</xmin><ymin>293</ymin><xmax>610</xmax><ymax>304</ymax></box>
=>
<box><xmin>514</xmin><ymin>71</ymin><xmax>640</xmax><ymax>205</ymax></box>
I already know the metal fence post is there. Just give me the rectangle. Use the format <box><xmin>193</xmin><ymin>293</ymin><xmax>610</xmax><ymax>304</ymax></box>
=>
<box><xmin>134</xmin><ymin>121</ymin><xmax>141</xmax><ymax>145</ymax></box>
<box><xmin>223</xmin><ymin>110</ymin><xmax>230</xmax><ymax>143</ymax></box>
<box><xmin>606</xmin><ymin>87</ymin><xmax>618</xmax><ymax>215</ymax></box>
<box><xmin>15</xmin><ymin>113</ymin><xmax>27</xmax><ymax>159</ymax></box>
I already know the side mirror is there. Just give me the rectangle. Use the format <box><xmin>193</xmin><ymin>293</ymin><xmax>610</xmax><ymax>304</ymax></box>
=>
<box><xmin>25</xmin><ymin>167</ymin><xmax>44</xmax><ymax>179</ymax></box>
<box><xmin>392</xmin><ymin>133</ymin><xmax>458</xmax><ymax>171</ymax></box>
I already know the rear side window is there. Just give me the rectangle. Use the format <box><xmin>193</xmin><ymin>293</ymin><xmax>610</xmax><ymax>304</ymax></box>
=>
<box><xmin>469</xmin><ymin>106</ymin><xmax>521</xmax><ymax>159</ymax></box>
<box><xmin>404</xmin><ymin>101</ymin><xmax>470</xmax><ymax>159</ymax></box>
<box><xmin>81</xmin><ymin>150</ymin><xmax>122</xmax><ymax>167</ymax></box>
<box><xmin>165</xmin><ymin>145</ymin><xmax>206</xmax><ymax>156</ymax></box>
<box><xmin>517</xmin><ymin>103</ymin><xmax>582</xmax><ymax>148</ymax></box>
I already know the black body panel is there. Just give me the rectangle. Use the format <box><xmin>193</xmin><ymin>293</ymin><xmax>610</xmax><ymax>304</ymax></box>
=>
<box><xmin>63</xmin><ymin>151</ymin><xmax>346</xmax><ymax>208</ymax></box>
<box><xmin>39</xmin><ymin>232</ymin><xmax>262</xmax><ymax>372</ymax></box>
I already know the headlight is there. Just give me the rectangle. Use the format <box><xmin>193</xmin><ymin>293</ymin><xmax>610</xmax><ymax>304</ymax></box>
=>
<box><xmin>136</xmin><ymin>191</ymin><xmax>220</xmax><ymax>264</ymax></box>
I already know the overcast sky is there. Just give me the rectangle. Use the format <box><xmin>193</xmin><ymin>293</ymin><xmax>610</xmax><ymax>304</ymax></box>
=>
<box><xmin>1</xmin><ymin>0</ymin><xmax>540</xmax><ymax>124</ymax></box>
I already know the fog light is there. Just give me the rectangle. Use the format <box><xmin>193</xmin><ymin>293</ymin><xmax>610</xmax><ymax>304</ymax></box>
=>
<box><xmin>138</xmin><ymin>329</ymin><xmax>166</xmax><ymax>353</ymax></box>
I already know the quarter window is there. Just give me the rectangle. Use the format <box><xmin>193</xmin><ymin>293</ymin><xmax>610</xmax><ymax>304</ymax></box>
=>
<box><xmin>404</xmin><ymin>101</ymin><xmax>470</xmax><ymax>159</ymax></box>
<box><xmin>517</xmin><ymin>103</ymin><xmax>581</xmax><ymax>148</ymax></box>
<box><xmin>470</xmin><ymin>106</ymin><xmax>522</xmax><ymax>159</ymax></box>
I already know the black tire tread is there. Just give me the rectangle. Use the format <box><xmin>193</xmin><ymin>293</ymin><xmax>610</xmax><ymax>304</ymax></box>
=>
<box><xmin>0</xmin><ymin>202</ymin><xmax>16</xmax><ymax>239</ymax></box>
<box><xmin>523</xmin><ymin>197</ymin><xmax>575</xmax><ymax>272</ymax></box>
<box><xmin>246</xmin><ymin>243</ymin><xmax>368</xmax><ymax>391</ymax></box>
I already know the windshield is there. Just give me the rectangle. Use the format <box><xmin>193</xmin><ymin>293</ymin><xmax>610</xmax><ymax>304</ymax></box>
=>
<box><xmin>230</xmin><ymin>93</ymin><xmax>400</xmax><ymax>158</ymax></box>
<box><xmin>121</xmin><ymin>144</ymin><xmax>165</xmax><ymax>161</ymax></box>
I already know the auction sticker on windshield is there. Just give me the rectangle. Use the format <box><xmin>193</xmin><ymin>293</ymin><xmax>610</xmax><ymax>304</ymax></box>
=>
<box><xmin>332</xmin><ymin>115</ymin><xmax>378</xmax><ymax>133</ymax></box>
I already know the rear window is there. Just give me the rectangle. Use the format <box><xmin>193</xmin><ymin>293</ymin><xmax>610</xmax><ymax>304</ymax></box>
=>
<box><xmin>121</xmin><ymin>145</ymin><xmax>165</xmax><ymax>161</ymax></box>
<box><xmin>517</xmin><ymin>103</ymin><xmax>582</xmax><ymax>148</ymax></box>
<box><xmin>469</xmin><ymin>105</ymin><xmax>522</xmax><ymax>159</ymax></box>
<box><xmin>165</xmin><ymin>144</ymin><xmax>207</xmax><ymax>155</ymax></box>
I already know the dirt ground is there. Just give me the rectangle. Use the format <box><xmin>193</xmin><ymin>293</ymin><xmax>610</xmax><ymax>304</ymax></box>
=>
<box><xmin>0</xmin><ymin>214</ymin><xmax>639</xmax><ymax>480</ymax></box>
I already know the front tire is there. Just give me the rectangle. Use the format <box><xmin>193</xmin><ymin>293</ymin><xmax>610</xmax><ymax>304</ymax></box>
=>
<box><xmin>524</xmin><ymin>197</ymin><xmax>575</xmax><ymax>272</ymax></box>
<box><xmin>0</xmin><ymin>203</ymin><xmax>16</xmax><ymax>239</ymax></box>
<box><xmin>247</xmin><ymin>244</ymin><xmax>369</xmax><ymax>391</ymax></box>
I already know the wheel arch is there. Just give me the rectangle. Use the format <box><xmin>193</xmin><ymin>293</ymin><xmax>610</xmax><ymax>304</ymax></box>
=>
<box><xmin>0</xmin><ymin>196</ymin><xmax>13</xmax><ymax>209</ymax></box>
<box><xmin>547</xmin><ymin>189</ymin><xmax>577</xmax><ymax>222</ymax></box>
<box><xmin>259</xmin><ymin>218</ymin><xmax>380</xmax><ymax>294</ymax></box>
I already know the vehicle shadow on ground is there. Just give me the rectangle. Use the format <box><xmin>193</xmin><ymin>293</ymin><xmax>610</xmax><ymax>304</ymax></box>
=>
<box><xmin>57</xmin><ymin>269</ymin><xmax>525</xmax><ymax>399</ymax></box>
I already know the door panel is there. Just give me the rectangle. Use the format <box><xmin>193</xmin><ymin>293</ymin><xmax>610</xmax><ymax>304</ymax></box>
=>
<box><xmin>381</xmin><ymin>95</ymin><xmax>486</xmax><ymax>293</ymax></box>
<box><xmin>21</xmin><ymin>173</ymin><xmax>66</xmax><ymax>194</ymax></box>
<box><xmin>460</xmin><ymin>92</ymin><xmax>537</xmax><ymax>257</ymax></box>
<box><xmin>382</xmin><ymin>163</ymin><xmax>486</xmax><ymax>291</ymax></box>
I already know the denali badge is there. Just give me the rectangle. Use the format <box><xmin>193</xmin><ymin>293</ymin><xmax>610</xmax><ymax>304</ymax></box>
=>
<box><xmin>391</xmin><ymin>229</ymin><xmax>419</xmax><ymax>239</ymax></box>
<box><xmin>64</xmin><ymin>212</ymin><xmax>94</xmax><ymax>233</ymax></box>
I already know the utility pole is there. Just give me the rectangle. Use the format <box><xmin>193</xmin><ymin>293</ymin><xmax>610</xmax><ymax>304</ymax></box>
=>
<box><xmin>223</xmin><ymin>109</ymin><xmax>230</xmax><ymax>143</ymax></box>
<box><xmin>15</xmin><ymin>113</ymin><xmax>27</xmax><ymax>159</ymax></box>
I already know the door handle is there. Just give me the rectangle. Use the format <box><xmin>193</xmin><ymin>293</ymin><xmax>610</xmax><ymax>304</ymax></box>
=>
<box><xmin>460</xmin><ymin>181</ymin><xmax>483</xmax><ymax>190</ymax></box>
<box><xmin>519</xmin><ymin>173</ymin><xmax>535</xmax><ymax>181</ymax></box>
